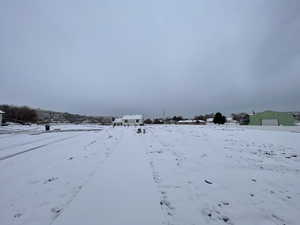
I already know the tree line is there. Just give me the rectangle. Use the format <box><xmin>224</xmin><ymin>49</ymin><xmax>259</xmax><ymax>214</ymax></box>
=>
<box><xmin>0</xmin><ymin>105</ymin><xmax>38</xmax><ymax>124</ymax></box>
<box><xmin>144</xmin><ymin>112</ymin><xmax>250</xmax><ymax>125</ymax></box>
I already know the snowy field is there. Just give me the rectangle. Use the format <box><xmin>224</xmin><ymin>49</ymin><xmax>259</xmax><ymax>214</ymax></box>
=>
<box><xmin>0</xmin><ymin>124</ymin><xmax>299</xmax><ymax>225</ymax></box>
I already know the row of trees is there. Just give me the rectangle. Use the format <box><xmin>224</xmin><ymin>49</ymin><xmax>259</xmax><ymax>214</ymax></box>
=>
<box><xmin>0</xmin><ymin>105</ymin><xmax>112</xmax><ymax>124</ymax></box>
<box><xmin>144</xmin><ymin>112</ymin><xmax>250</xmax><ymax>125</ymax></box>
<box><xmin>0</xmin><ymin>105</ymin><xmax>38</xmax><ymax>123</ymax></box>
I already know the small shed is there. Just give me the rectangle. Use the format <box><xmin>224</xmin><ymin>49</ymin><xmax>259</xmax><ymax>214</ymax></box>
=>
<box><xmin>0</xmin><ymin>110</ymin><xmax>4</xmax><ymax>125</ymax></box>
<box><xmin>249</xmin><ymin>111</ymin><xmax>295</xmax><ymax>126</ymax></box>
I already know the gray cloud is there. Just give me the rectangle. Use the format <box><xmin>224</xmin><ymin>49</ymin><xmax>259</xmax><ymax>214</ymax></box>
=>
<box><xmin>1</xmin><ymin>0</ymin><xmax>299</xmax><ymax>117</ymax></box>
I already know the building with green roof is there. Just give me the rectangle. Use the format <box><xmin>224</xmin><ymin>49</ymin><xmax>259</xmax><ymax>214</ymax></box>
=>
<box><xmin>249</xmin><ymin>111</ymin><xmax>295</xmax><ymax>126</ymax></box>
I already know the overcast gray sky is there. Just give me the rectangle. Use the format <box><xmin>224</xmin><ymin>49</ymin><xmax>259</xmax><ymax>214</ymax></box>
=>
<box><xmin>0</xmin><ymin>0</ymin><xmax>299</xmax><ymax>117</ymax></box>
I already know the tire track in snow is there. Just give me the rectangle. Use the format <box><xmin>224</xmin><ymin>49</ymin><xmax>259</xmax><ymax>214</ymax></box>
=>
<box><xmin>0</xmin><ymin>135</ymin><xmax>63</xmax><ymax>152</ymax></box>
<box><xmin>0</xmin><ymin>127</ymin><xmax>41</xmax><ymax>137</ymax></box>
<box><xmin>0</xmin><ymin>134</ymin><xmax>80</xmax><ymax>161</ymax></box>
<box><xmin>49</xmin><ymin>128</ymin><xmax>126</xmax><ymax>225</ymax></box>
<box><xmin>144</xmin><ymin>128</ymin><xmax>177</xmax><ymax>225</ymax></box>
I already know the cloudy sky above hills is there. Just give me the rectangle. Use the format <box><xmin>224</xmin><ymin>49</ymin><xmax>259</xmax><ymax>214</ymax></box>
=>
<box><xmin>1</xmin><ymin>0</ymin><xmax>299</xmax><ymax>117</ymax></box>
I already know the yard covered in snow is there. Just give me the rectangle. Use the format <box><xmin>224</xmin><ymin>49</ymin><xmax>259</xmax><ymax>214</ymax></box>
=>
<box><xmin>0</xmin><ymin>124</ymin><xmax>299</xmax><ymax>225</ymax></box>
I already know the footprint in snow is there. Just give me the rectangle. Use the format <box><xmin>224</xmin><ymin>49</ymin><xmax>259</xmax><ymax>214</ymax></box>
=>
<box><xmin>44</xmin><ymin>177</ymin><xmax>59</xmax><ymax>184</ymax></box>
<box><xmin>218</xmin><ymin>202</ymin><xmax>230</xmax><ymax>207</ymax></box>
<box><xmin>51</xmin><ymin>207</ymin><xmax>63</xmax><ymax>218</ymax></box>
<box><xmin>202</xmin><ymin>208</ymin><xmax>233</xmax><ymax>224</ymax></box>
<box><xmin>13</xmin><ymin>213</ymin><xmax>22</xmax><ymax>218</ymax></box>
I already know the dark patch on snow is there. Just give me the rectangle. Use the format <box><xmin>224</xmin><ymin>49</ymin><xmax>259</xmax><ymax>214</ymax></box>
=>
<box><xmin>44</xmin><ymin>177</ymin><xmax>58</xmax><ymax>184</ymax></box>
<box><xmin>222</xmin><ymin>202</ymin><xmax>230</xmax><ymax>206</ymax></box>
<box><xmin>13</xmin><ymin>213</ymin><xmax>22</xmax><ymax>218</ymax></box>
<box><xmin>202</xmin><ymin>208</ymin><xmax>233</xmax><ymax>225</ymax></box>
<box><xmin>51</xmin><ymin>207</ymin><xmax>62</xmax><ymax>214</ymax></box>
<box><xmin>204</xmin><ymin>179</ymin><xmax>213</xmax><ymax>184</ymax></box>
<box><xmin>271</xmin><ymin>214</ymin><xmax>287</xmax><ymax>224</ymax></box>
<box><xmin>286</xmin><ymin>154</ymin><xmax>297</xmax><ymax>159</ymax></box>
<box><xmin>51</xmin><ymin>207</ymin><xmax>63</xmax><ymax>218</ymax></box>
<box><xmin>222</xmin><ymin>216</ymin><xmax>230</xmax><ymax>223</ymax></box>
<box><xmin>152</xmin><ymin>172</ymin><xmax>161</xmax><ymax>184</ymax></box>
<box><xmin>160</xmin><ymin>199</ymin><xmax>175</xmax><ymax>210</ymax></box>
<box><xmin>149</xmin><ymin>150</ymin><xmax>163</xmax><ymax>154</ymax></box>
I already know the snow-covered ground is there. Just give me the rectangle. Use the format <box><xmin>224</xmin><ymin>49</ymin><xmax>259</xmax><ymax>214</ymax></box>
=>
<box><xmin>0</xmin><ymin>124</ymin><xmax>299</xmax><ymax>225</ymax></box>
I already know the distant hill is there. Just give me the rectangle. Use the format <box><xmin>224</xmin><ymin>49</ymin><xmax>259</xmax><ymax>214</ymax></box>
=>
<box><xmin>36</xmin><ymin>109</ymin><xmax>113</xmax><ymax>124</ymax></box>
<box><xmin>0</xmin><ymin>105</ymin><xmax>113</xmax><ymax>125</ymax></box>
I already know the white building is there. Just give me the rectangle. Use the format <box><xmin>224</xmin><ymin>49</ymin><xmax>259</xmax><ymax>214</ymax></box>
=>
<box><xmin>113</xmin><ymin>115</ymin><xmax>144</xmax><ymax>126</ymax></box>
<box><xmin>0</xmin><ymin>110</ymin><xmax>4</xmax><ymax>125</ymax></box>
<box><xmin>113</xmin><ymin>118</ymin><xmax>123</xmax><ymax>126</ymax></box>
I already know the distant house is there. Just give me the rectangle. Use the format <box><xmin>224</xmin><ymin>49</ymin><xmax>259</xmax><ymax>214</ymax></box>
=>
<box><xmin>226</xmin><ymin>117</ymin><xmax>237</xmax><ymax>124</ymax></box>
<box><xmin>113</xmin><ymin>115</ymin><xmax>144</xmax><ymax>126</ymax></box>
<box><xmin>177</xmin><ymin>120</ymin><xmax>206</xmax><ymax>125</ymax></box>
<box><xmin>0</xmin><ymin>110</ymin><xmax>4</xmax><ymax>125</ymax></box>
<box><xmin>123</xmin><ymin>115</ymin><xmax>144</xmax><ymax>126</ymax></box>
<box><xmin>206</xmin><ymin>118</ymin><xmax>214</xmax><ymax>123</ymax></box>
<box><xmin>113</xmin><ymin>118</ymin><xmax>123</xmax><ymax>126</ymax></box>
<box><xmin>249</xmin><ymin>111</ymin><xmax>295</xmax><ymax>126</ymax></box>
<box><xmin>163</xmin><ymin>118</ymin><xmax>176</xmax><ymax>124</ymax></box>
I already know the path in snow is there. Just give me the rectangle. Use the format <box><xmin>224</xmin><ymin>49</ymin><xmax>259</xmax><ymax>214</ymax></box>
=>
<box><xmin>52</xmin><ymin>128</ymin><xmax>164</xmax><ymax>225</ymax></box>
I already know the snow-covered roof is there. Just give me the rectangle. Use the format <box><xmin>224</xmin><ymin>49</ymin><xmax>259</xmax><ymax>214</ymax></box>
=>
<box><xmin>122</xmin><ymin>115</ymin><xmax>143</xmax><ymax>120</ymax></box>
<box><xmin>178</xmin><ymin>120</ymin><xmax>194</xmax><ymax>123</ymax></box>
<box><xmin>207</xmin><ymin>118</ymin><xmax>214</xmax><ymax>122</ymax></box>
<box><xmin>113</xmin><ymin>118</ymin><xmax>123</xmax><ymax>123</ymax></box>
<box><xmin>178</xmin><ymin>120</ymin><xmax>205</xmax><ymax>123</ymax></box>
<box><xmin>0</xmin><ymin>110</ymin><xmax>5</xmax><ymax>114</ymax></box>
